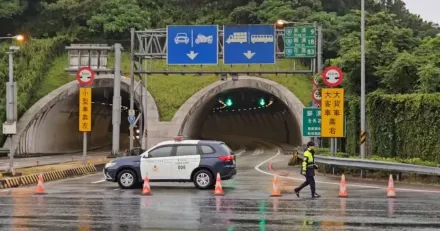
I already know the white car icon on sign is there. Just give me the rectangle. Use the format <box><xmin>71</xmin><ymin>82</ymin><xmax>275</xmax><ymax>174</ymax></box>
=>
<box><xmin>174</xmin><ymin>33</ymin><xmax>189</xmax><ymax>44</ymax></box>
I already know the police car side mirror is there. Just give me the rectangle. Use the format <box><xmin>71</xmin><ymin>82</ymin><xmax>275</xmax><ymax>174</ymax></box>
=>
<box><xmin>141</xmin><ymin>154</ymin><xmax>149</xmax><ymax>158</ymax></box>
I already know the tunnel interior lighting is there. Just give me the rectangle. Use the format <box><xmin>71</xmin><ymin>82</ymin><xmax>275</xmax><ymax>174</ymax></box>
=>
<box><xmin>259</xmin><ymin>98</ymin><xmax>265</xmax><ymax>106</ymax></box>
<box><xmin>225</xmin><ymin>98</ymin><xmax>233</xmax><ymax>107</ymax></box>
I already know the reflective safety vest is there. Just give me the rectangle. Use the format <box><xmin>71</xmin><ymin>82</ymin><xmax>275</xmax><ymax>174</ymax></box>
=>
<box><xmin>302</xmin><ymin>148</ymin><xmax>315</xmax><ymax>176</ymax></box>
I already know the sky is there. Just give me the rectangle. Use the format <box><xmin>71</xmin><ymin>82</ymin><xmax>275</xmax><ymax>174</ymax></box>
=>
<box><xmin>403</xmin><ymin>0</ymin><xmax>440</xmax><ymax>24</ymax></box>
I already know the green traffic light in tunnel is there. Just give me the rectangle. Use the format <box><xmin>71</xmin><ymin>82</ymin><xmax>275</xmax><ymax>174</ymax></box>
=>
<box><xmin>226</xmin><ymin>98</ymin><xmax>233</xmax><ymax>107</ymax></box>
<box><xmin>259</xmin><ymin>98</ymin><xmax>265</xmax><ymax>106</ymax></box>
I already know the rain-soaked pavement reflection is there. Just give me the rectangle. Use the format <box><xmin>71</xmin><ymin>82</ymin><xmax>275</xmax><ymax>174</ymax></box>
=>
<box><xmin>1</xmin><ymin>192</ymin><xmax>440</xmax><ymax>230</ymax></box>
<box><xmin>0</xmin><ymin>146</ymin><xmax>440</xmax><ymax>230</ymax></box>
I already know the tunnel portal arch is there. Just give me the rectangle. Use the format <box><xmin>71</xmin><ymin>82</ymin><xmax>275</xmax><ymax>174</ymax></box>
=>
<box><xmin>171</xmin><ymin>76</ymin><xmax>307</xmax><ymax>147</ymax></box>
<box><xmin>5</xmin><ymin>75</ymin><xmax>159</xmax><ymax>155</ymax></box>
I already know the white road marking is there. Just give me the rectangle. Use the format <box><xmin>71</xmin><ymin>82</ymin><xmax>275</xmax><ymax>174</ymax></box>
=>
<box><xmin>234</xmin><ymin>148</ymin><xmax>246</xmax><ymax>156</ymax></box>
<box><xmin>254</xmin><ymin>149</ymin><xmax>440</xmax><ymax>194</ymax></box>
<box><xmin>91</xmin><ymin>179</ymin><xmax>106</xmax><ymax>184</ymax></box>
<box><xmin>113</xmin><ymin>188</ymin><xmax>120</xmax><ymax>191</ymax></box>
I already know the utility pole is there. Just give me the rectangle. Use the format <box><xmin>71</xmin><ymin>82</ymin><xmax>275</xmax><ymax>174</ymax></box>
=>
<box><xmin>360</xmin><ymin>0</ymin><xmax>366</xmax><ymax>176</ymax></box>
<box><xmin>112</xmin><ymin>44</ymin><xmax>122</xmax><ymax>156</ymax></box>
<box><xmin>129</xmin><ymin>28</ymin><xmax>135</xmax><ymax>150</ymax></box>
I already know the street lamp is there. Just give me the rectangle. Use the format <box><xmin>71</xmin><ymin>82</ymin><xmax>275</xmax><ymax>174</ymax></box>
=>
<box><xmin>0</xmin><ymin>34</ymin><xmax>24</xmax><ymax>41</ymax></box>
<box><xmin>2</xmin><ymin>45</ymin><xmax>20</xmax><ymax>174</ymax></box>
<box><xmin>276</xmin><ymin>19</ymin><xmax>289</xmax><ymax>26</ymax></box>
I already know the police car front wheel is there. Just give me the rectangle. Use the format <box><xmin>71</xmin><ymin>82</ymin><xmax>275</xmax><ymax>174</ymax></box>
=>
<box><xmin>193</xmin><ymin>170</ymin><xmax>214</xmax><ymax>189</ymax></box>
<box><xmin>117</xmin><ymin>169</ymin><xmax>138</xmax><ymax>189</ymax></box>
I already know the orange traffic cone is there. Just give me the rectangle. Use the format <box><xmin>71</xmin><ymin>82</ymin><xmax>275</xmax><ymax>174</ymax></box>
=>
<box><xmin>214</xmin><ymin>173</ymin><xmax>224</xmax><ymax>196</ymax></box>
<box><xmin>338</xmin><ymin>174</ymin><xmax>348</xmax><ymax>197</ymax></box>
<box><xmin>270</xmin><ymin>175</ymin><xmax>282</xmax><ymax>197</ymax></box>
<box><xmin>35</xmin><ymin>173</ymin><xmax>46</xmax><ymax>194</ymax></box>
<box><xmin>387</xmin><ymin>174</ymin><xmax>396</xmax><ymax>198</ymax></box>
<box><xmin>142</xmin><ymin>176</ymin><xmax>152</xmax><ymax>195</ymax></box>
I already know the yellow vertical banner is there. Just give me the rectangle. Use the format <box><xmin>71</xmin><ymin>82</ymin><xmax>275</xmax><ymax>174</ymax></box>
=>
<box><xmin>321</xmin><ymin>88</ymin><xmax>344</xmax><ymax>137</ymax></box>
<box><xmin>79</xmin><ymin>88</ymin><xmax>92</xmax><ymax>132</ymax></box>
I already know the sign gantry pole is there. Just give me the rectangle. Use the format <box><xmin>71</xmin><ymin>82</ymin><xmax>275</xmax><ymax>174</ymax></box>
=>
<box><xmin>76</xmin><ymin>67</ymin><xmax>95</xmax><ymax>165</ymax></box>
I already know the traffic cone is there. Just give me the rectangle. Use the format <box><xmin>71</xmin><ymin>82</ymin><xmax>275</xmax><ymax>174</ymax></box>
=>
<box><xmin>214</xmin><ymin>173</ymin><xmax>224</xmax><ymax>196</ymax></box>
<box><xmin>35</xmin><ymin>173</ymin><xmax>46</xmax><ymax>195</ymax></box>
<box><xmin>338</xmin><ymin>174</ymin><xmax>348</xmax><ymax>197</ymax></box>
<box><xmin>270</xmin><ymin>175</ymin><xmax>282</xmax><ymax>197</ymax></box>
<box><xmin>142</xmin><ymin>176</ymin><xmax>152</xmax><ymax>195</ymax></box>
<box><xmin>387</xmin><ymin>174</ymin><xmax>396</xmax><ymax>198</ymax></box>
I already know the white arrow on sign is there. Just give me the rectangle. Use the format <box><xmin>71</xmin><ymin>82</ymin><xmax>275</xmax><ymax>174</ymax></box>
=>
<box><xmin>243</xmin><ymin>50</ymin><xmax>255</xmax><ymax>59</ymax></box>
<box><xmin>187</xmin><ymin>51</ymin><xmax>198</xmax><ymax>60</ymax></box>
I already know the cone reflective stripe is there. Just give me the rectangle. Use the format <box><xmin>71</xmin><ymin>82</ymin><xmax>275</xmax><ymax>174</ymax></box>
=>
<box><xmin>35</xmin><ymin>173</ymin><xmax>46</xmax><ymax>194</ymax></box>
<box><xmin>338</xmin><ymin>174</ymin><xmax>348</xmax><ymax>197</ymax></box>
<box><xmin>387</xmin><ymin>174</ymin><xmax>396</xmax><ymax>198</ymax></box>
<box><xmin>142</xmin><ymin>176</ymin><xmax>152</xmax><ymax>195</ymax></box>
<box><xmin>270</xmin><ymin>175</ymin><xmax>281</xmax><ymax>197</ymax></box>
<box><xmin>214</xmin><ymin>173</ymin><xmax>224</xmax><ymax>196</ymax></box>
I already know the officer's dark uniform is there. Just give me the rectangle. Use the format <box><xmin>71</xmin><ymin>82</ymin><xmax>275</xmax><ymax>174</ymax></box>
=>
<box><xmin>294</xmin><ymin>141</ymin><xmax>321</xmax><ymax>198</ymax></box>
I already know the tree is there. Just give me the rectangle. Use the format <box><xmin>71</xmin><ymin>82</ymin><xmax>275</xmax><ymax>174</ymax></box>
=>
<box><xmin>87</xmin><ymin>0</ymin><xmax>151</xmax><ymax>38</ymax></box>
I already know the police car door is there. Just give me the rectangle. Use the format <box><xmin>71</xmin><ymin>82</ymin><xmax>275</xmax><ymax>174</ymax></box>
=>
<box><xmin>140</xmin><ymin>145</ymin><xmax>174</xmax><ymax>180</ymax></box>
<box><xmin>170</xmin><ymin>144</ymin><xmax>201</xmax><ymax>180</ymax></box>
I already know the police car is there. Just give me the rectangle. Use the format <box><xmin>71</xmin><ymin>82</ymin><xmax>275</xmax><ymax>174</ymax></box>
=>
<box><xmin>103</xmin><ymin>137</ymin><xmax>237</xmax><ymax>189</ymax></box>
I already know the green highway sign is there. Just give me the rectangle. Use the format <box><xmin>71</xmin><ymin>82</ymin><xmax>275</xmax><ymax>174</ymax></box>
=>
<box><xmin>302</xmin><ymin>107</ymin><xmax>321</xmax><ymax>137</ymax></box>
<box><xmin>284</xmin><ymin>26</ymin><xmax>317</xmax><ymax>58</ymax></box>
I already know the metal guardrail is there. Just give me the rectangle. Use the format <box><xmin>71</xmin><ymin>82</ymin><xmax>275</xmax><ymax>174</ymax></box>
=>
<box><xmin>0</xmin><ymin>149</ymin><xmax>9</xmax><ymax>157</ymax></box>
<box><xmin>298</xmin><ymin>152</ymin><xmax>440</xmax><ymax>176</ymax></box>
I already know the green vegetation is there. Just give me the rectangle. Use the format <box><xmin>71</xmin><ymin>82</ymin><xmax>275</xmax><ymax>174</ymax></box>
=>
<box><xmin>1</xmin><ymin>0</ymin><xmax>440</xmax><ymax>162</ymax></box>
<box><xmin>367</xmin><ymin>93</ymin><xmax>440</xmax><ymax>163</ymax></box>
<box><xmin>0</xmin><ymin>36</ymin><xmax>70</xmax><ymax>141</ymax></box>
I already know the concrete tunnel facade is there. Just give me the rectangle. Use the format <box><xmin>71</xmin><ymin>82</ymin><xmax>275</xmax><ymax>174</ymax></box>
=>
<box><xmin>4</xmin><ymin>75</ymin><xmax>307</xmax><ymax>156</ymax></box>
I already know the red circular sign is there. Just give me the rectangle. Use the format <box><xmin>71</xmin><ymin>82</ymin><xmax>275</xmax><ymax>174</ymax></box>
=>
<box><xmin>76</xmin><ymin>67</ymin><xmax>95</xmax><ymax>86</ymax></box>
<box><xmin>322</xmin><ymin>66</ymin><xmax>344</xmax><ymax>87</ymax></box>
<box><xmin>312</xmin><ymin>88</ymin><xmax>321</xmax><ymax>102</ymax></box>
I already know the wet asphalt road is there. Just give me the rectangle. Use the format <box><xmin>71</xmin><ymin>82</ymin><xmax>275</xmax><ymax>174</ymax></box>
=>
<box><xmin>0</xmin><ymin>142</ymin><xmax>440</xmax><ymax>230</ymax></box>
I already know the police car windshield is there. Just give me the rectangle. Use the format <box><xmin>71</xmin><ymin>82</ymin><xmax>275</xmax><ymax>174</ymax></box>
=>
<box><xmin>219</xmin><ymin>143</ymin><xmax>233</xmax><ymax>155</ymax></box>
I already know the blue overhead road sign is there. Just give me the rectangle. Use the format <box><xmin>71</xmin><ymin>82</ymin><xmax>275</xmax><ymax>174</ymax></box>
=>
<box><xmin>223</xmin><ymin>24</ymin><xmax>275</xmax><ymax>64</ymax></box>
<box><xmin>167</xmin><ymin>25</ymin><xmax>218</xmax><ymax>65</ymax></box>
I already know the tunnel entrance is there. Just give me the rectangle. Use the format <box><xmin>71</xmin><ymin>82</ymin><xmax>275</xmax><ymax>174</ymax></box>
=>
<box><xmin>9</xmin><ymin>76</ymin><xmax>147</xmax><ymax>156</ymax></box>
<box><xmin>21</xmin><ymin>87</ymin><xmax>139</xmax><ymax>154</ymax></box>
<box><xmin>179</xmin><ymin>87</ymin><xmax>302</xmax><ymax>146</ymax></box>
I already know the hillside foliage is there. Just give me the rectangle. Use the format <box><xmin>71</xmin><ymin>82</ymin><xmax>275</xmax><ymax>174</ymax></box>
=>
<box><xmin>1</xmin><ymin>0</ymin><xmax>440</xmax><ymax>160</ymax></box>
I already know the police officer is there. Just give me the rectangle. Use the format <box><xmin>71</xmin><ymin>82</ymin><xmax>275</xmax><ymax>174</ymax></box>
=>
<box><xmin>294</xmin><ymin>141</ymin><xmax>321</xmax><ymax>198</ymax></box>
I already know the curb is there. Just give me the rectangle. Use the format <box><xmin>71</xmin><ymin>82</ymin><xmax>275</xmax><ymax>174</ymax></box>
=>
<box><xmin>0</xmin><ymin>164</ymin><xmax>98</xmax><ymax>189</ymax></box>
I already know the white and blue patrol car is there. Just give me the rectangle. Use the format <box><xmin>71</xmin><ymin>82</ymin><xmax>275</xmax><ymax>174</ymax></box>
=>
<box><xmin>104</xmin><ymin>137</ymin><xmax>237</xmax><ymax>189</ymax></box>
